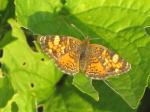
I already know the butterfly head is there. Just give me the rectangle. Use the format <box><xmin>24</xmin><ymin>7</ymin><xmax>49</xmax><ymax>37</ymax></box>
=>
<box><xmin>82</xmin><ymin>38</ymin><xmax>90</xmax><ymax>45</ymax></box>
<box><xmin>82</xmin><ymin>36</ymin><xmax>100</xmax><ymax>44</ymax></box>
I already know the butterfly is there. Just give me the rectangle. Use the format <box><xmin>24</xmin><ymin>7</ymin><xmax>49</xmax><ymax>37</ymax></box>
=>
<box><xmin>40</xmin><ymin>35</ymin><xmax>131</xmax><ymax>80</ymax></box>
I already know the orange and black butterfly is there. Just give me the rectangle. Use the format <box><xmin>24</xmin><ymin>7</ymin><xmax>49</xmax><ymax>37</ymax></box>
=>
<box><xmin>40</xmin><ymin>35</ymin><xmax>131</xmax><ymax>80</ymax></box>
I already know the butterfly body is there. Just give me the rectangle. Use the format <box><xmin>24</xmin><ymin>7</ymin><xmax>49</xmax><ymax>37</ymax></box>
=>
<box><xmin>79</xmin><ymin>39</ymin><xmax>90</xmax><ymax>72</ymax></box>
<box><xmin>40</xmin><ymin>35</ymin><xmax>131</xmax><ymax>80</ymax></box>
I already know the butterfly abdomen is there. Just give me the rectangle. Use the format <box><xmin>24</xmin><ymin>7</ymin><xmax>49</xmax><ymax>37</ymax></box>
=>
<box><xmin>79</xmin><ymin>40</ymin><xmax>90</xmax><ymax>72</ymax></box>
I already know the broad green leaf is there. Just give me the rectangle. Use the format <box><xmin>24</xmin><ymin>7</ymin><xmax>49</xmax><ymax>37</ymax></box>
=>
<box><xmin>44</xmin><ymin>77</ymin><xmax>136</xmax><ymax>112</ymax></box>
<box><xmin>15</xmin><ymin>0</ymin><xmax>150</xmax><ymax>109</ymax></box>
<box><xmin>1</xmin><ymin>19</ymin><xmax>63</xmax><ymax>111</ymax></box>
<box><xmin>73</xmin><ymin>73</ymin><xmax>99</xmax><ymax>101</ymax></box>
<box><xmin>65</xmin><ymin>0</ymin><xmax>150</xmax><ymax>108</ymax></box>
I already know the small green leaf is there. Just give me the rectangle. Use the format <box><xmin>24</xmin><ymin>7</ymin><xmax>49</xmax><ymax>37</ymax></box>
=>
<box><xmin>0</xmin><ymin>31</ymin><xmax>16</xmax><ymax>48</ymax></box>
<box><xmin>73</xmin><ymin>73</ymin><xmax>99</xmax><ymax>101</ymax></box>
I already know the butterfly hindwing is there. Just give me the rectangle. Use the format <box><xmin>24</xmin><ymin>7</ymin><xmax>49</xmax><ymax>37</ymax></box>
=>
<box><xmin>85</xmin><ymin>44</ymin><xmax>131</xmax><ymax>79</ymax></box>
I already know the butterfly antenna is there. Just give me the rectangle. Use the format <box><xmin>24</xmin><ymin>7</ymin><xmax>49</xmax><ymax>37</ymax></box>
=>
<box><xmin>70</xmin><ymin>24</ymin><xmax>87</xmax><ymax>39</ymax></box>
<box><xmin>90</xmin><ymin>37</ymin><xmax>100</xmax><ymax>40</ymax></box>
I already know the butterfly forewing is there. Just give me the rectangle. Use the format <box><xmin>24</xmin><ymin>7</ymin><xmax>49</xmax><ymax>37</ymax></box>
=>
<box><xmin>40</xmin><ymin>35</ymin><xmax>82</xmax><ymax>75</ymax></box>
<box><xmin>85</xmin><ymin>44</ymin><xmax>131</xmax><ymax>79</ymax></box>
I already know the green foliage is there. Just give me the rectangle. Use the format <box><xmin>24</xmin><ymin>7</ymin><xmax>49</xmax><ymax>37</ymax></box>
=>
<box><xmin>144</xmin><ymin>26</ymin><xmax>150</xmax><ymax>36</ymax></box>
<box><xmin>0</xmin><ymin>0</ymin><xmax>8</xmax><ymax>11</ymax></box>
<box><xmin>1</xmin><ymin>19</ymin><xmax>63</xmax><ymax>111</ymax></box>
<box><xmin>0</xmin><ymin>0</ymin><xmax>150</xmax><ymax>112</ymax></box>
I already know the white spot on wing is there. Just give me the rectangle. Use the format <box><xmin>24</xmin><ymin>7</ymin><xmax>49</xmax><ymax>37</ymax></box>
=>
<box><xmin>112</xmin><ymin>54</ymin><xmax>119</xmax><ymax>63</ymax></box>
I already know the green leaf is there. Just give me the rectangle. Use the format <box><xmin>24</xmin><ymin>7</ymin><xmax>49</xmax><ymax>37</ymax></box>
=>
<box><xmin>1</xmin><ymin>19</ymin><xmax>63</xmax><ymax>111</ymax></box>
<box><xmin>15</xmin><ymin>0</ymin><xmax>63</xmax><ymax>30</ymax></box>
<box><xmin>0</xmin><ymin>0</ymin><xmax>8</xmax><ymax>11</ymax></box>
<box><xmin>138</xmin><ymin>44</ymin><xmax>150</xmax><ymax>89</ymax></box>
<box><xmin>73</xmin><ymin>73</ymin><xmax>99</xmax><ymax>101</ymax></box>
<box><xmin>65</xmin><ymin>0</ymin><xmax>150</xmax><ymax>108</ymax></box>
<box><xmin>44</xmin><ymin>78</ymin><xmax>136</xmax><ymax>112</ymax></box>
<box><xmin>15</xmin><ymin>0</ymin><xmax>150</xmax><ymax>109</ymax></box>
<box><xmin>0</xmin><ymin>76</ymin><xmax>14</xmax><ymax>108</ymax></box>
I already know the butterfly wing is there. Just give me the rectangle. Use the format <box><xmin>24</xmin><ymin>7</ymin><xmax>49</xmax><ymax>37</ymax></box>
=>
<box><xmin>40</xmin><ymin>35</ymin><xmax>81</xmax><ymax>75</ymax></box>
<box><xmin>85</xmin><ymin>44</ymin><xmax>131</xmax><ymax>79</ymax></box>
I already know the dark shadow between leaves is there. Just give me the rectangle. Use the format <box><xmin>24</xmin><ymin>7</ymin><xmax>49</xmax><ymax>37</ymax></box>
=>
<box><xmin>1</xmin><ymin>64</ymin><xmax>10</xmax><ymax>76</ymax></box>
<box><xmin>22</xmin><ymin>27</ymin><xmax>38</xmax><ymax>52</ymax></box>
<box><xmin>0</xmin><ymin>49</ymin><xmax>3</xmax><ymax>58</ymax></box>
<box><xmin>137</xmin><ymin>88</ymin><xmax>150</xmax><ymax>112</ymax></box>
